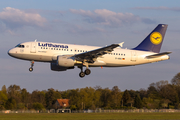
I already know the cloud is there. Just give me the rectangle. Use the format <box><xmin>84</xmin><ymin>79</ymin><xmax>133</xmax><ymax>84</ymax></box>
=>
<box><xmin>69</xmin><ymin>9</ymin><xmax>141</xmax><ymax>27</ymax></box>
<box><xmin>0</xmin><ymin>7</ymin><xmax>47</xmax><ymax>29</ymax></box>
<box><xmin>67</xmin><ymin>24</ymin><xmax>106</xmax><ymax>34</ymax></box>
<box><xmin>141</xmin><ymin>18</ymin><xmax>156</xmax><ymax>24</ymax></box>
<box><xmin>133</xmin><ymin>6</ymin><xmax>180</xmax><ymax>12</ymax></box>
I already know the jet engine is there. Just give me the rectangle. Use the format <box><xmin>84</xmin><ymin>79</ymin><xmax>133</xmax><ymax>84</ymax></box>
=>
<box><xmin>57</xmin><ymin>55</ymin><xmax>75</xmax><ymax>67</ymax></box>
<box><xmin>51</xmin><ymin>62</ymin><xmax>67</xmax><ymax>71</ymax></box>
<box><xmin>51</xmin><ymin>62</ymin><xmax>74</xmax><ymax>71</ymax></box>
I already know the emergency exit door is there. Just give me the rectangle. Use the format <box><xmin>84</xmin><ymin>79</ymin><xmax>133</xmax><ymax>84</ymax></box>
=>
<box><xmin>131</xmin><ymin>51</ymin><xmax>137</xmax><ymax>62</ymax></box>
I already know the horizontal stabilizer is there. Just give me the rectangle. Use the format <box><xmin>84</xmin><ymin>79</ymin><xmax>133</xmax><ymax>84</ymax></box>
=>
<box><xmin>146</xmin><ymin>52</ymin><xmax>171</xmax><ymax>59</ymax></box>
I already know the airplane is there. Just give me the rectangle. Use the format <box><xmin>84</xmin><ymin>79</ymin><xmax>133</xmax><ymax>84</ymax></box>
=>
<box><xmin>8</xmin><ymin>24</ymin><xmax>171</xmax><ymax>78</ymax></box>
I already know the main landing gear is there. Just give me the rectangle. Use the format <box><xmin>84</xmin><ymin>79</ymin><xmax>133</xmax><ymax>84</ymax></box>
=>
<box><xmin>79</xmin><ymin>68</ymin><xmax>91</xmax><ymax>78</ymax></box>
<box><xmin>78</xmin><ymin>66</ymin><xmax>91</xmax><ymax>78</ymax></box>
<box><xmin>29</xmin><ymin>61</ymin><xmax>34</xmax><ymax>72</ymax></box>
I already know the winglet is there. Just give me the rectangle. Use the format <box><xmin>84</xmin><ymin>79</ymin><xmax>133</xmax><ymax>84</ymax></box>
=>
<box><xmin>119</xmin><ymin>42</ymin><xmax>124</xmax><ymax>47</ymax></box>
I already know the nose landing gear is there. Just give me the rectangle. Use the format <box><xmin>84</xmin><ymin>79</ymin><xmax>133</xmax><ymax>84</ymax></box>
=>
<box><xmin>29</xmin><ymin>61</ymin><xmax>34</xmax><ymax>72</ymax></box>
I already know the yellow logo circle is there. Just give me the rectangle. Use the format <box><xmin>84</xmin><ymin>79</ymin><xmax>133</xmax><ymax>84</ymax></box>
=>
<box><xmin>150</xmin><ymin>32</ymin><xmax>162</xmax><ymax>45</ymax></box>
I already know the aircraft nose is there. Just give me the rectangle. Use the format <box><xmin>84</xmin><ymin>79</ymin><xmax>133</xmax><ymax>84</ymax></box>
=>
<box><xmin>8</xmin><ymin>49</ymin><xmax>14</xmax><ymax>56</ymax></box>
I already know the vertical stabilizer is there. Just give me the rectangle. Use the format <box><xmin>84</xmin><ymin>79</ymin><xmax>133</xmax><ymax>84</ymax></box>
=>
<box><xmin>133</xmin><ymin>24</ymin><xmax>168</xmax><ymax>53</ymax></box>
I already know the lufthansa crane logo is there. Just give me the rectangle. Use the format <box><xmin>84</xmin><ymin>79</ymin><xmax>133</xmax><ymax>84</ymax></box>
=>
<box><xmin>150</xmin><ymin>32</ymin><xmax>162</xmax><ymax>45</ymax></box>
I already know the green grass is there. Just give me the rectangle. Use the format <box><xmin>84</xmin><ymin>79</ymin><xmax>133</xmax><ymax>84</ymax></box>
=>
<box><xmin>0</xmin><ymin>113</ymin><xmax>180</xmax><ymax>120</ymax></box>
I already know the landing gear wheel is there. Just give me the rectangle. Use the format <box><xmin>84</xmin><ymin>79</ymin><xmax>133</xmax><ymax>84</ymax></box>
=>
<box><xmin>85</xmin><ymin>69</ymin><xmax>91</xmax><ymax>75</ymax></box>
<box><xmin>29</xmin><ymin>67</ymin><xmax>33</xmax><ymax>72</ymax></box>
<box><xmin>79</xmin><ymin>72</ymin><xmax>85</xmax><ymax>78</ymax></box>
<box><xmin>29</xmin><ymin>61</ymin><xmax>34</xmax><ymax>72</ymax></box>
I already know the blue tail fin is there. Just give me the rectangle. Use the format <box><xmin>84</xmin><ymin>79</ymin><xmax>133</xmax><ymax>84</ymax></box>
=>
<box><xmin>133</xmin><ymin>24</ymin><xmax>168</xmax><ymax>53</ymax></box>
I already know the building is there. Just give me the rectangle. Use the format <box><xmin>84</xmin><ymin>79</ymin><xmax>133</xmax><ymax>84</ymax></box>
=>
<box><xmin>55</xmin><ymin>99</ymin><xmax>70</xmax><ymax>109</ymax></box>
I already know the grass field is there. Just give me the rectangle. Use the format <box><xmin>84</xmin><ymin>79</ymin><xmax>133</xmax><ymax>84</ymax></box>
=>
<box><xmin>0</xmin><ymin>113</ymin><xmax>180</xmax><ymax>120</ymax></box>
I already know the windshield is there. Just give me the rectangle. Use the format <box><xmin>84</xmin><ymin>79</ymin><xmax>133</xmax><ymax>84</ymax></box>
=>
<box><xmin>15</xmin><ymin>44</ymin><xmax>25</xmax><ymax>48</ymax></box>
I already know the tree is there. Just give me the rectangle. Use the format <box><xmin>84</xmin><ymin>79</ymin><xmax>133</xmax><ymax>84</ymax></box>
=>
<box><xmin>45</xmin><ymin>88</ymin><xmax>61</xmax><ymax>109</ymax></box>
<box><xmin>17</xmin><ymin>103</ymin><xmax>25</xmax><ymax>110</ymax></box>
<box><xmin>68</xmin><ymin>89</ymin><xmax>81</xmax><ymax>110</ymax></box>
<box><xmin>5</xmin><ymin>98</ymin><xmax>16</xmax><ymax>110</ymax></box>
<box><xmin>139</xmin><ymin>88</ymin><xmax>147</xmax><ymax>100</ymax></box>
<box><xmin>134</xmin><ymin>94</ymin><xmax>143</xmax><ymax>108</ymax></box>
<box><xmin>79</xmin><ymin>87</ymin><xmax>95</xmax><ymax>110</ymax></box>
<box><xmin>33</xmin><ymin>102</ymin><xmax>44</xmax><ymax>110</ymax></box>
<box><xmin>122</xmin><ymin>90</ymin><xmax>130</xmax><ymax>106</ymax></box>
<box><xmin>100</xmin><ymin>88</ymin><xmax>112</xmax><ymax>108</ymax></box>
<box><xmin>7</xmin><ymin>85</ymin><xmax>22</xmax><ymax>109</ymax></box>
<box><xmin>31</xmin><ymin>90</ymin><xmax>46</xmax><ymax>107</ymax></box>
<box><xmin>160</xmin><ymin>99</ymin><xmax>171</xmax><ymax>109</ymax></box>
<box><xmin>94</xmin><ymin>86</ymin><xmax>103</xmax><ymax>109</ymax></box>
<box><xmin>21</xmin><ymin>88</ymin><xmax>30</xmax><ymax>109</ymax></box>
<box><xmin>1</xmin><ymin>85</ymin><xmax>7</xmax><ymax>95</ymax></box>
<box><xmin>172</xmin><ymin>73</ymin><xmax>180</xmax><ymax>86</ymax></box>
<box><xmin>111</xmin><ymin>86</ymin><xmax>122</xmax><ymax>108</ymax></box>
<box><xmin>0</xmin><ymin>91</ymin><xmax>8</xmax><ymax>110</ymax></box>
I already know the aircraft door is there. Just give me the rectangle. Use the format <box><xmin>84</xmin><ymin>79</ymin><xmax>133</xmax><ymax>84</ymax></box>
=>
<box><xmin>131</xmin><ymin>51</ymin><xmax>137</xmax><ymax>62</ymax></box>
<box><xmin>30</xmin><ymin>42</ymin><xmax>36</xmax><ymax>53</ymax></box>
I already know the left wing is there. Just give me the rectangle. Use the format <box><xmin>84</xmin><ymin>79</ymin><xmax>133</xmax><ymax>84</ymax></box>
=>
<box><xmin>74</xmin><ymin>42</ymin><xmax>124</xmax><ymax>63</ymax></box>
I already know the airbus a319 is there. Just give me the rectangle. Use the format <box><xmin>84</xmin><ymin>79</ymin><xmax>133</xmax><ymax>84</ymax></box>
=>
<box><xmin>8</xmin><ymin>24</ymin><xmax>171</xmax><ymax>78</ymax></box>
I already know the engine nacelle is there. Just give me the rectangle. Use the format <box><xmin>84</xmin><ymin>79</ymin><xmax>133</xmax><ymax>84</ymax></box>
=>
<box><xmin>57</xmin><ymin>56</ymin><xmax>75</xmax><ymax>67</ymax></box>
<box><xmin>51</xmin><ymin>62</ymin><xmax>67</xmax><ymax>71</ymax></box>
<box><xmin>51</xmin><ymin>62</ymin><xmax>75</xmax><ymax>71</ymax></box>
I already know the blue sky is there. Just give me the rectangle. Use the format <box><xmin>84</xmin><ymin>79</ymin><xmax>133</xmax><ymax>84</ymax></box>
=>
<box><xmin>1</xmin><ymin>0</ymin><xmax>180</xmax><ymax>92</ymax></box>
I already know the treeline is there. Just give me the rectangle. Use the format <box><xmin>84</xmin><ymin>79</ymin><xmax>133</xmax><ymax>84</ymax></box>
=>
<box><xmin>1</xmin><ymin>73</ymin><xmax>180</xmax><ymax>110</ymax></box>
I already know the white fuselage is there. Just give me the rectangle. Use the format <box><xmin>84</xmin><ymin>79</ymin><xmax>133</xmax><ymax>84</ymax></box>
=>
<box><xmin>8</xmin><ymin>41</ymin><xmax>170</xmax><ymax>67</ymax></box>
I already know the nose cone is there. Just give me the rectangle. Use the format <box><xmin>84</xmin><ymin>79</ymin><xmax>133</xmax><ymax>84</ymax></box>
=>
<box><xmin>8</xmin><ymin>49</ymin><xmax>14</xmax><ymax>57</ymax></box>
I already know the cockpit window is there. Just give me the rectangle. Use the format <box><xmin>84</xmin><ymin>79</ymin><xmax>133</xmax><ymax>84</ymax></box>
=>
<box><xmin>15</xmin><ymin>44</ymin><xmax>25</xmax><ymax>48</ymax></box>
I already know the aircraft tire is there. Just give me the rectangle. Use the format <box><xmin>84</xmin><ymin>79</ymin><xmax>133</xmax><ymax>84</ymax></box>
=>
<box><xmin>29</xmin><ymin>67</ymin><xmax>33</xmax><ymax>72</ymax></box>
<box><xmin>85</xmin><ymin>69</ymin><xmax>91</xmax><ymax>75</ymax></box>
<box><xmin>79</xmin><ymin>72</ymin><xmax>85</xmax><ymax>78</ymax></box>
